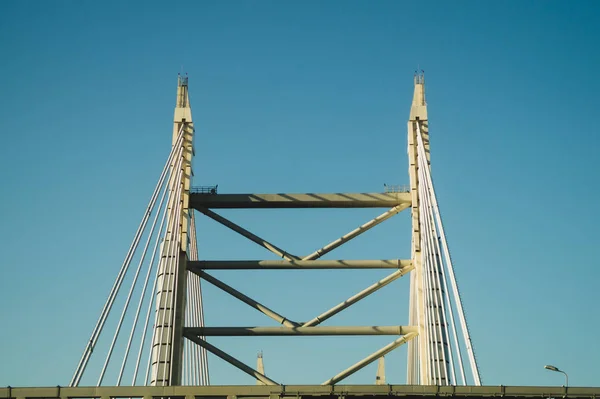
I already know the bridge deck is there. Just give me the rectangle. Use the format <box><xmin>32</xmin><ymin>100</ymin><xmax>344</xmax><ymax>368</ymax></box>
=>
<box><xmin>2</xmin><ymin>385</ymin><xmax>599</xmax><ymax>399</ymax></box>
<box><xmin>190</xmin><ymin>193</ymin><xmax>410</xmax><ymax>209</ymax></box>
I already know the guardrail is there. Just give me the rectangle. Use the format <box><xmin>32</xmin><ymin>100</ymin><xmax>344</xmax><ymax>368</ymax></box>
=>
<box><xmin>1</xmin><ymin>385</ymin><xmax>599</xmax><ymax>399</ymax></box>
<box><xmin>191</xmin><ymin>185</ymin><xmax>218</xmax><ymax>195</ymax></box>
<box><xmin>384</xmin><ymin>184</ymin><xmax>410</xmax><ymax>193</ymax></box>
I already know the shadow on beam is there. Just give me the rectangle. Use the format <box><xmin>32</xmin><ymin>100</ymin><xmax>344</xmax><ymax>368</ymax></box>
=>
<box><xmin>191</xmin><ymin>192</ymin><xmax>410</xmax><ymax>209</ymax></box>
<box><xmin>185</xmin><ymin>326</ymin><xmax>417</xmax><ymax>336</ymax></box>
<box><xmin>189</xmin><ymin>260</ymin><xmax>411</xmax><ymax>270</ymax></box>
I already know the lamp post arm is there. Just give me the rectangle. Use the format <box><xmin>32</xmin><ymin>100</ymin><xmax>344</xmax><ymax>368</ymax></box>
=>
<box><xmin>559</xmin><ymin>370</ymin><xmax>569</xmax><ymax>387</ymax></box>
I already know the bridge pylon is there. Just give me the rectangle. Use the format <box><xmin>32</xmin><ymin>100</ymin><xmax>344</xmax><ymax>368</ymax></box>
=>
<box><xmin>406</xmin><ymin>71</ymin><xmax>481</xmax><ymax>385</ymax></box>
<box><xmin>149</xmin><ymin>74</ymin><xmax>195</xmax><ymax>386</ymax></box>
<box><xmin>69</xmin><ymin>73</ymin><xmax>480</xmax><ymax>387</ymax></box>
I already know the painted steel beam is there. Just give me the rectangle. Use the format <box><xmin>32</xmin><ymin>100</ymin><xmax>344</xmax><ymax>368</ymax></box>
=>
<box><xmin>303</xmin><ymin>204</ymin><xmax>409</xmax><ymax>260</ymax></box>
<box><xmin>2</xmin><ymin>385</ymin><xmax>600</xmax><ymax>399</ymax></box>
<box><xmin>322</xmin><ymin>332</ymin><xmax>418</xmax><ymax>385</ymax></box>
<box><xmin>303</xmin><ymin>265</ymin><xmax>414</xmax><ymax>327</ymax></box>
<box><xmin>191</xmin><ymin>192</ymin><xmax>410</xmax><ymax>209</ymax></box>
<box><xmin>189</xmin><ymin>269</ymin><xmax>298</xmax><ymax>327</ymax></box>
<box><xmin>189</xmin><ymin>259</ymin><xmax>411</xmax><ymax>270</ymax></box>
<box><xmin>197</xmin><ymin>207</ymin><xmax>299</xmax><ymax>260</ymax></box>
<box><xmin>185</xmin><ymin>326</ymin><xmax>417</xmax><ymax>336</ymax></box>
<box><xmin>184</xmin><ymin>333</ymin><xmax>279</xmax><ymax>386</ymax></box>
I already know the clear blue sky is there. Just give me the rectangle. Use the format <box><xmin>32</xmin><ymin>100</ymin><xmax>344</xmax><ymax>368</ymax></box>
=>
<box><xmin>1</xmin><ymin>0</ymin><xmax>599</xmax><ymax>388</ymax></box>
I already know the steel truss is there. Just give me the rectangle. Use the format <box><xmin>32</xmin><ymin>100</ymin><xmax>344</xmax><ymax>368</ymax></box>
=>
<box><xmin>67</xmin><ymin>73</ymin><xmax>483</xmax><ymax>387</ymax></box>
<box><xmin>187</xmin><ymin>197</ymin><xmax>417</xmax><ymax>386</ymax></box>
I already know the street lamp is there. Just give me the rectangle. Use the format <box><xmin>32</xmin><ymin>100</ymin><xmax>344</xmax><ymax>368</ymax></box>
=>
<box><xmin>544</xmin><ymin>364</ymin><xmax>569</xmax><ymax>387</ymax></box>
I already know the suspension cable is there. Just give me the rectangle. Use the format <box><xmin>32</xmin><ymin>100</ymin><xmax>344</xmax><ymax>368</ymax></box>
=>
<box><xmin>192</xmin><ymin>275</ymin><xmax>202</xmax><ymax>385</ymax></box>
<box><xmin>185</xmin><ymin>279</ymin><xmax>193</xmax><ymax>385</ymax></box>
<box><xmin>418</xmin><ymin>130</ymin><xmax>461</xmax><ymax>385</ymax></box>
<box><xmin>188</xmin><ymin>215</ymin><xmax>200</xmax><ymax>385</ymax></box>
<box><xmin>191</xmin><ymin>213</ymin><xmax>203</xmax><ymax>385</ymax></box>
<box><xmin>411</xmin><ymin>245</ymin><xmax>423</xmax><ymax>383</ymax></box>
<box><xmin>130</xmin><ymin>179</ymin><xmax>172</xmax><ymax>385</ymax></box>
<box><xmin>70</xmin><ymin>128</ymin><xmax>185</xmax><ymax>387</ymax></box>
<box><xmin>416</xmin><ymin>123</ymin><xmax>481</xmax><ymax>385</ymax></box>
<box><xmin>422</xmin><ymin>214</ymin><xmax>443</xmax><ymax>383</ymax></box>
<box><xmin>115</xmin><ymin>143</ymin><xmax>186</xmax><ymax>385</ymax></box>
<box><xmin>420</xmin><ymin>163</ymin><xmax>447</xmax><ymax>384</ymax></box>
<box><xmin>197</xmin><ymin>269</ymin><xmax>210</xmax><ymax>385</ymax></box>
<box><xmin>407</xmin><ymin>253</ymin><xmax>419</xmax><ymax>383</ymax></box>
<box><xmin>99</xmin><ymin>157</ymin><xmax>179</xmax><ymax>385</ymax></box>
<box><xmin>421</xmin><ymin>174</ymin><xmax>439</xmax><ymax>384</ymax></box>
<box><xmin>152</xmin><ymin>157</ymin><xmax>185</xmax><ymax>385</ymax></box>
<box><xmin>146</xmin><ymin>165</ymin><xmax>184</xmax><ymax>384</ymax></box>
<box><xmin>188</xmin><ymin>206</ymin><xmax>209</xmax><ymax>385</ymax></box>
<box><xmin>130</xmin><ymin>162</ymin><xmax>180</xmax><ymax>385</ymax></box>
<box><xmin>145</xmin><ymin>150</ymin><xmax>185</xmax><ymax>384</ymax></box>
<box><xmin>96</xmin><ymin>132</ymin><xmax>185</xmax><ymax>386</ymax></box>
<box><xmin>165</xmin><ymin>125</ymin><xmax>196</xmax><ymax>385</ymax></box>
<box><xmin>164</xmin><ymin>172</ymin><xmax>187</xmax><ymax>384</ymax></box>
<box><xmin>159</xmin><ymin>190</ymin><xmax>183</xmax><ymax>384</ymax></box>
<box><xmin>418</xmin><ymin>152</ymin><xmax>464</xmax><ymax>385</ymax></box>
<box><xmin>419</xmin><ymin>164</ymin><xmax>453</xmax><ymax>384</ymax></box>
<box><xmin>418</xmin><ymin>200</ymin><xmax>434</xmax><ymax>383</ymax></box>
<box><xmin>191</xmin><ymin>275</ymin><xmax>200</xmax><ymax>385</ymax></box>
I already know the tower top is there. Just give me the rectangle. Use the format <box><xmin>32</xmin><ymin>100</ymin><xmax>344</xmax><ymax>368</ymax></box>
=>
<box><xmin>409</xmin><ymin>71</ymin><xmax>427</xmax><ymax>121</ymax></box>
<box><xmin>256</xmin><ymin>351</ymin><xmax>266</xmax><ymax>385</ymax></box>
<box><xmin>174</xmin><ymin>74</ymin><xmax>192</xmax><ymax>122</ymax></box>
<box><xmin>414</xmin><ymin>70</ymin><xmax>425</xmax><ymax>85</ymax></box>
<box><xmin>178</xmin><ymin>73</ymin><xmax>189</xmax><ymax>87</ymax></box>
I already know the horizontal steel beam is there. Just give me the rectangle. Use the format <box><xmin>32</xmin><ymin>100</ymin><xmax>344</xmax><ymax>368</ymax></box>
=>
<box><xmin>3</xmin><ymin>385</ymin><xmax>599</xmax><ymax>399</ymax></box>
<box><xmin>189</xmin><ymin>259</ymin><xmax>411</xmax><ymax>269</ymax></box>
<box><xmin>185</xmin><ymin>326</ymin><xmax>417</xmax><ymax>336</ymax></box>
<box><xmin>191</xmin><ymin>192</ymin><xmax>410</xmax><ymax>209</ymax></box>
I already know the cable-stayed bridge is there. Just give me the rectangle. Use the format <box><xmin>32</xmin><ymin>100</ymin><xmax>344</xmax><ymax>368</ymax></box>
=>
<box><xmin>4</xmin><ymin>74</ymin><xmax>600</xmax><ymax>399</ymax></box>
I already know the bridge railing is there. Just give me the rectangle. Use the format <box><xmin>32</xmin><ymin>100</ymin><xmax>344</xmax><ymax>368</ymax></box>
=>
<box><xmin>2</xmin><ymin>385</ymin><xmax>599</xmax><ymax>399</ymax></box>
<box><xmin>384</xmin><ymin>184</ymin><xmax>410</xmax><ymax>193</ymax></box>
<box><xmin>191</xmin><ymin>185</ymin><xmax>218</xmax><ymax>195</ymax></box>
